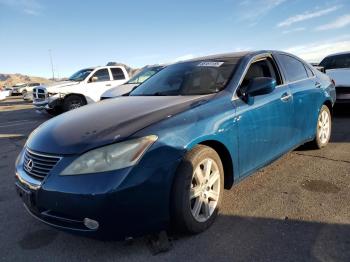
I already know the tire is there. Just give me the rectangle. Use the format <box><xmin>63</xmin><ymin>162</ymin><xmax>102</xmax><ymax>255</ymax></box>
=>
<box><xmin>312</xmin><ymin>105</ymin><xmax>332</xmax><ymax>149</ymax></box>
<box><xmin>45</xmin><ymin>108</ymin><xmax>61</xmax><ymax>116</ymax></box>
<box><xmin>171</xmin><ymin>145</ymin><xmax>224</xmax><ymax>234</ymax></box>
<box><xmin>62</xmin><ymin>95</ymin><xmax>86</xmax><ymax>112</ymax></box>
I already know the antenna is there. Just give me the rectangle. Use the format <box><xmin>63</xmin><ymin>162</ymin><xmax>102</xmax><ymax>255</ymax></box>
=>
<box><xmin>48</xmin><ymin>49</ymin><xmax>55</xmax><ymax>80</ymax></box>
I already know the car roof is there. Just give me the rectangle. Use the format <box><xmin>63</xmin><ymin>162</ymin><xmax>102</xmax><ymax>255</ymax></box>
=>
<box><xmin>184</xmin><ymin>51</ymin><xmax>251</xmax><ymax>62</ymax></box>
<box><xmin>178</xmin><ymin>50</ymin><xmax>294</xmax><ymax>63</ymax></box>
<box><xmin>323</xmin><ymin>51</ymin><xmax>350</xmax><ymax>59</ymax></box>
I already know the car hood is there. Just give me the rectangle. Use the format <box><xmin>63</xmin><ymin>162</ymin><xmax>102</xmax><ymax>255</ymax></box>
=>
<box><xmin>45</xmin><ymin>81</ymin><xmax>80</xmax><ymax>92</ymax></box>
<box><xmin>26</xmin><ymin>95</ymin><xmax>212</xmax><ymax>155</ymax></box>
<box><xmin>100</xmin><ymin>83</ymin><xmax>138</xmax><ymax>98</ymax></box>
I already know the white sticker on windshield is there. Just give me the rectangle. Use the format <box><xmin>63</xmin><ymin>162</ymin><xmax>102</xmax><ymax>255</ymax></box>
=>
<box><xmin>197</xmin><ymin>61</ymin><xmax>224</xmax><ymax>67</ymax></box>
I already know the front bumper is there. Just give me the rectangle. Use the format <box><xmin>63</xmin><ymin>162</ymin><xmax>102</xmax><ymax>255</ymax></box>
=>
<box><xmin>15</xmin><ymin>149</ymin><xmax>181</xmax><ymax>238</ymax></box>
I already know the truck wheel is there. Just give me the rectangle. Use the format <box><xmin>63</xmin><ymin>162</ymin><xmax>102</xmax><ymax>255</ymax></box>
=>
<box><xmin>45</xmin><ymin>108</ymin><xmax>61</xmax><ymax>116</ymax></box>
<box><xmin>63</xmin><ymin>95</ymin><xmax>86</xmax><ymax>112</ymax></box>
<box><xmin>171</xmin><ymin>145</ymin><xmax>224</xmax><ymax>234</ymax></box>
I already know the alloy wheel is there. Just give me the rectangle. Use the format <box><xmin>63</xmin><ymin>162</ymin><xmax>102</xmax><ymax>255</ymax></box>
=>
<box><xmin>318</xmin><ymin>109</ymin><xmax>330</xmax><ymax>144</ymax></box>
<box><xmin>190</xmin><ymin>158</ymin><xmax>221</xmax><ymax>222</ymax></box>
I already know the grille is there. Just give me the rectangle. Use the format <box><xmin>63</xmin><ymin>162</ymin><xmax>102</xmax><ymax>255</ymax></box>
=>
<box><xmin>33</xmin><ymin>87</ymin><xmax>47</xmax><ymax>100</ymax></box>
<box><xmin>23</xmin><ymin>148</ymin><xmax>61</xmax><ymax>180</ymax></box>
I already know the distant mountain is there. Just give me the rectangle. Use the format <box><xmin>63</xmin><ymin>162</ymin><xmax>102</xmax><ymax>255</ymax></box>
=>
<box><xmin>0</xmin><ymin>73</ymin><xmax>51</xmax><ymax>87</ymax></box>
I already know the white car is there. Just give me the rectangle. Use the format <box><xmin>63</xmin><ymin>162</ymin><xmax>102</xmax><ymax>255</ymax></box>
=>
<box><xmin>100</xmin><ymin>65</ymin><xmax>165</xmax><ymax>99</ymax></box>
<box><xmin>33</xmin><ymin>65</ymin><xmax>129</xmax><ymax>114</ymax></box>
<box><xmin>319</xmin><ymin>52</ymin><xmax>350</xmax><ymax>103</ymax></box>
<box><xmin>20</xmin><ymin>83</ymin><xmax>42</xmax><ymax>100</ymax></box>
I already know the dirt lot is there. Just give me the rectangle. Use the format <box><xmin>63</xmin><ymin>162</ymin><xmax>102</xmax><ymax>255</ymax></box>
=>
<box><xmin>0</xmin><ymin>97</ymin><xmax>349</xmax><ymax>262</ymax></box>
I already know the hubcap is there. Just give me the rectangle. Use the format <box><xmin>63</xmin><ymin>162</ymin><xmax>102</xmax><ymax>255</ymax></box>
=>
<box><xmin>318</xmin><ymin>110</ymin><xmax>330</xmax><ymax>144</ymax></box>
<box><xmin>190</xmin><ymin>158</ymin><xmax>220</xmax><ymax>222</ymax></box>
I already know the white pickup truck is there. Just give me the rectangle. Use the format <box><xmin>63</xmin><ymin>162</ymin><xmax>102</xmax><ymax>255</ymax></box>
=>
<box><xmin>33</xmin><ymin>65</ymin><xmax>129</xmax><ymax>114</ymax></box>
<box><xmin>319</xmin><ymin>52</ymin><xmax>350</xmax><ymax>103</ymax></box>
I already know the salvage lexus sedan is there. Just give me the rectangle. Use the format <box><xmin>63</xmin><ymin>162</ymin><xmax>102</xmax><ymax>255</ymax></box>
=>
<box><xmin>15</xmin><ymin>51</ymin><xmax>335</xmax><ymax>238</ymax></box>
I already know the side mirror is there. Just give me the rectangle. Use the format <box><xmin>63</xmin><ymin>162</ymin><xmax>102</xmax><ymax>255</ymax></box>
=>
<box><xmin>246</xmin><ymin>77</ymin><xmax>276</xmax><ymax>97</ymax></box>
<box><xmin>314</xmin><ymin>66</ymin><xmax>325</xmax><ymax>73</ymax></box>
<box><xmin>90</xmin><ymin>76</ymin><xmax>98</xmax><ymax>82</ymax></box>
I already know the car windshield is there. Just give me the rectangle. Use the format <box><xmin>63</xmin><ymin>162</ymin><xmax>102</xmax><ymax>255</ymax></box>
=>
<box><xmin>69</xmin><ymin>68</ymin><xmax>94</xmax><ymax>81</ymax></box>
<box><xmin>130</xmin><ymin>59</ymin><xmax>239</xmax><ymax>96</ymax></box>
<box><xmin>127</xmin><ymin>66</ymin><xmax>164</xmax><ymax>84</ymax></box>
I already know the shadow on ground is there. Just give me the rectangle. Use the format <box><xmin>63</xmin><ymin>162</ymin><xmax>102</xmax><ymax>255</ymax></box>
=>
<box><xmin>9</xmin><ymin>215</ymin><xmax>350</xmax><ymax>262</ymax></box>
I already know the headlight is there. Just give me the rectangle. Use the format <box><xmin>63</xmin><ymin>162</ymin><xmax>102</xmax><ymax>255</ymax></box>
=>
<box><xmin>60</xmin><ymin>135</ymin><xmax>157</xmax><ymax>175</ymax></box>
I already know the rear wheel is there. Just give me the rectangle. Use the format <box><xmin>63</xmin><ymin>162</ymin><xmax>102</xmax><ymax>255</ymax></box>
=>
<box><xmin>171</xmin><ymin>145</ymin><xmax>224</xmax><ymax>234</ymax></box>
<box><xmin>312</xmin><ymin>105</ymin><xmax>332</xmax><ymax>148</ymax></box>
<box><xmin>62</xmin><ymin>95</ymin><xmax>86</xmax><ymax>112</ymax></box>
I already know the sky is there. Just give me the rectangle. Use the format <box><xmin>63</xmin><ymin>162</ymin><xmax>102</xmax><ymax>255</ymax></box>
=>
<box><xmin>0</xmin><ymin>0</ymin><xmax>350</xmax><ymax>78</ymax></box>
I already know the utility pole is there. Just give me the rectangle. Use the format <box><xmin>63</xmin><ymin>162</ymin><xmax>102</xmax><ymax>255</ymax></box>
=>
<box><xmin>48</xmin><ymin>49</ymin><xmax>55</xmax><ymax>80</ymax></box>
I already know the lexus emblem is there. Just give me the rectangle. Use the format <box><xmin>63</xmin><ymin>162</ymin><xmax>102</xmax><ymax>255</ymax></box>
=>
<box><xmin>26</xmin><ymin>159</ymin><xmax>34</xmax><ymax>172</ymax></box>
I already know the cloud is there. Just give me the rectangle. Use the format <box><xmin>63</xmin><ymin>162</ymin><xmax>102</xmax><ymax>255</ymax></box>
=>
<box><xmin>0</xmin><ymin>0</ymin><xmax>42</xmax><ymax>15</ymax></box>
<box><xmin>277</xmin><ymin>5</ymin><xmax>340</xmax><ymax>27</ymax></box>
<box><xmin>316</xmin><ymin>14</ymin><xmax>350</xmax><ymax>31</ymax></box>
<box><xmin>282</xmin><ymin>27</ymin><xmax>306</xmax><ymax>34</ymax></box>
<box><xmin>285</xmin><ymin>36</ymin><xmax>350</xmax><ymax>62</ymax></box>
<box><xmin>238</xmin><ymin>0</ymin><xmax>286</xmax><ymax>23</ymax></box>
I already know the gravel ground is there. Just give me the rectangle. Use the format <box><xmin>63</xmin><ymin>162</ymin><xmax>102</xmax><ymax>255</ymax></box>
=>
<box><xmin>0</xmin><ymin>97</ymin><xmax>349</xmax><ymax>262</ymax></box>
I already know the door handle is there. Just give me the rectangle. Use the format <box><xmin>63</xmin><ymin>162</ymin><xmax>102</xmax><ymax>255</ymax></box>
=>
<box><xmin>105</xmin><ymin>84</ymin><xmax>111</xmax><ymax>87</ymax></box>
<box><xmin>315</xmin><ymin>82</ymin><xmax>321</xmax><ymax>88</ymax></box>
<box><xmin>280</xmin><ymin>92</ymin><xmax>292</xmax><ymax>102</ymax></box>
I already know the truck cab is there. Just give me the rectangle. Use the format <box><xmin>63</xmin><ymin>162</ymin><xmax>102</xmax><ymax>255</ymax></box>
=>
<box><xmin>33</xmin><ymin>66</ymin><xmax>129</xmax><ymax>114</ymax></box>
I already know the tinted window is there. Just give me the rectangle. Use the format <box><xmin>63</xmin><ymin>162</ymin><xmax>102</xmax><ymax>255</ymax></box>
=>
<box><xmin>91</xmin><ymin>69</ymin><xmax>110</xmax><ymax>82</ymax></box>
<box><xmin>128</xmin><ymin>66</ymin><xmax>164</xmax><ymax>84</ymax></box>
<box><xmin>111</xmin><ymin>68</ymin><xmax>125</xmax><ymax>80</ymax></box>
<box><xmin>279</xmin><ymin>55</ymin><xmax>308</xmax><ymax>82</ymax></box>
<box><xmin>131</xmin><ymin>60</ymin><xmax>239</xmax><ymax>96</ymax></box>
<box><xmin>319</xmin><ymin>54</ymin><xmax>350</xmax><ymax>70</ymax></box>
<box><xmin>29</xmin><ymin>83</ymin><xmax>40</xmax><ymax>87</ymax></box>
<box><xmin>304</xmin><ymin>65</ymin><xmax>314</xmax><ymax>78</ymax></box>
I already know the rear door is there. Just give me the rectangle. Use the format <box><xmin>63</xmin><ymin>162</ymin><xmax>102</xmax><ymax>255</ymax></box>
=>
<box><xmin>235</xmin><ymin>55</ymin><xmax>294</xmax><ymax>177</ymax></box>
<box><xmin>110</xmin><ymin>67</ymin><xmax>128</xmax><ymax>88</ymax></box>
<box><xmin>276</xmin><ymin>54</ymin><xmax>320</xmax><ymax>142</ymax></box>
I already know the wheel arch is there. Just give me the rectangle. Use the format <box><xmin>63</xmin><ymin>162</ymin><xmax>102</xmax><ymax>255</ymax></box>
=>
<box><xmin>198</xmin><ymin>140</ymin><xmax>234</xmax><ymax>189</ymax></box>
<box><xmin>64</xmin><ymin>93</ymin><xmax>87</xmax><ymax>105</ymax></box>
<box><xmin>323</xmin><ymin>99</ymin><xmax>333</xmax><ymax>116</ymax></box>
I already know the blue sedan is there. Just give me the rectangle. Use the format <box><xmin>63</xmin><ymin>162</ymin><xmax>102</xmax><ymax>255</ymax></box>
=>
<box><xmin>15</xmin><ymin>51</ymin><xmax>336</xmax><ymax>238</ymax></box>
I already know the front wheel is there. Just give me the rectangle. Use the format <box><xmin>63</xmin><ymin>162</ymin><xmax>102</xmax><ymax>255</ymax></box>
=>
<box><xmin>312</xmin><ymin>105</ymin><xmax>332</xmax><ymax>149</ymax></box>
<box><xmin>62</xmin><ymin>95</ymin><xmax>86</xmax><ymax>112</ymax></box>
<box><xmin>171</xmin><ymin>145</ymin><xmax>224</xmax><ymax>234</ymax></box>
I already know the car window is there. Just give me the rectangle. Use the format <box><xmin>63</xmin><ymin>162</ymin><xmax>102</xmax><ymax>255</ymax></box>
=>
<box><xmin>111</xmin><ymin>68</ymin><xmax>125</xmax><ymax>80</ymax></box>
<box><xmin>304</xmin><ymin>65</ymin><xmax>314</xmax><ymax>78</ymax></box>
<box><xmin>278</xmin><ymin>54</ymin><xmax>308</xmax><ymax>82</ymax></box>
<box><xmin>319</xmin><ymin>54</ymin><xmax>350</xmax><ymax>70</ymax></box>
<box><xmin>90</xmin><ymin>69</ymin><xmax>110</xmax><ymax>82</ymax></box>
<box><xmin>241</xmin><ymin>58</ymin><xmax>281</xmax><ymax>89</ymax></box>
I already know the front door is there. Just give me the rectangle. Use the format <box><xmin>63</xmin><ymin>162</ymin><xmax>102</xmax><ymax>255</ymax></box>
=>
<box><xmin>86</xmin><ymin>68</ymin><xmax>113</xmax><ymax>102</ymax></box>
<box><xmin>234</xmin><ymin>56</ymin><xmax>294</xmax><ymax>177</ymax></box>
